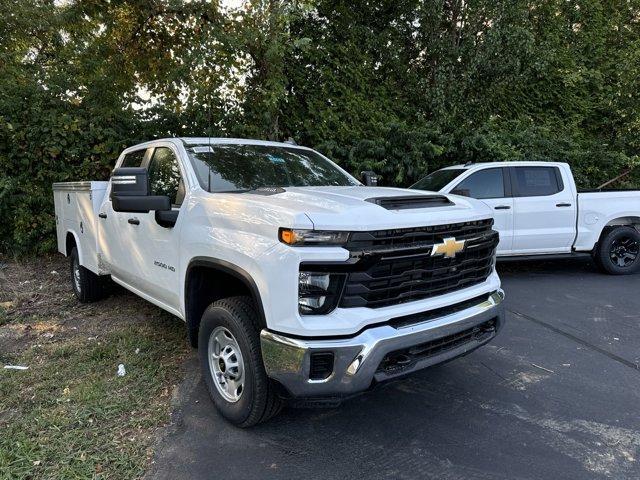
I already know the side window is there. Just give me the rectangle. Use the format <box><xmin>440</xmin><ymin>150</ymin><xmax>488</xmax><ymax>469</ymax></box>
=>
<box><xmin>120</xmin><ymin>149</ymin><xmax>146</xmax><ymax>168</ymax></box>
<box><xmin>453</xmin><ymin>168</ymin><xmax>505</xmax><ymax>199</ymax></box>
<box><xmin>148</xmin><ymin>147</ymin><xmax>185</xmax><ymax>206</ymax></box>
<box><xmin>513</xmin><ymin>167</ymin><xmax>562</xmax><ymax>197</ymax></box>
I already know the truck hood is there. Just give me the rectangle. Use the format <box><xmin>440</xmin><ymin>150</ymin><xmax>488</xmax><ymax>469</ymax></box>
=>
<box><xmin>239</xmin><ymin>186</ymin><xmax>493</xmax><ymax>230</ymax></box>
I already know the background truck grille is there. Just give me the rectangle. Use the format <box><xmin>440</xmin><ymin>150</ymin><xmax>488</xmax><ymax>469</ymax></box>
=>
<box><xmin>339</xmin><ymin>219</ymin><xmax>498</xmax><ymax>309</ymax></box>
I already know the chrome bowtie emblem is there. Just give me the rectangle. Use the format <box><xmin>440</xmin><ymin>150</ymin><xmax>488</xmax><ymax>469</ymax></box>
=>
<box><xmin>431</xmin><ymin>237</ymin><xmax>466</xmax><ymax>258</ymax></box>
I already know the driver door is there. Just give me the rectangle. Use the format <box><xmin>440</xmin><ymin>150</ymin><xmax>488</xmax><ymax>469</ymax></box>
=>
<box><xmin>100</xmin><ymin>144</ymin><xmax>186</xmax><ymax>313</ymax></box>
<box><xmin>127</xmin><ymin>145</ymin><xmax>186</xmax><ymax>310</ymax></box>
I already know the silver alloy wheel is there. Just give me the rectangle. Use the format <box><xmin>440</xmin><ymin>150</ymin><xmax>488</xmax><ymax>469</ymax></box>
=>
<box><xmin>73</xmin><ymin>256</ymin><xmax>81</xmax><ymax>293</ymax></box>
<box><xmin>207</xmin><ymin>326</ymin><xmax>245</xmax><ymax>403</ymax></box>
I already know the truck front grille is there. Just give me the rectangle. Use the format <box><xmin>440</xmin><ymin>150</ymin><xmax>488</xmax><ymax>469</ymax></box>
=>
<box><xmin>339</xmin><ymin>219</ymin><xmax>498</xmax><ymax>309</ymax></box>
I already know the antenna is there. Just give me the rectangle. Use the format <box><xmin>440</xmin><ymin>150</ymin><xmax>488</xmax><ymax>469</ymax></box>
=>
<box><xmin>207</xmin><ymin>87</ymin><xmax>212</xmax><ymax>192</ymax></box>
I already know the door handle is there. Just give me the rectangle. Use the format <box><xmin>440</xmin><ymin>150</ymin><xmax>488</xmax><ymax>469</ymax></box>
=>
<box><xmin>494</xmin><ymin>205</ymin><xmax>511</xmax><ymax>210</ymax></box>
<box><xmin>98</xmin><ymin>212</ymin><xmax>107</xmax><ymax>219</ymax></box>
<box><xmin>128</xmin><ymin>218</ymin><xmax>140</xmax><ymax>225</ymax></box>
<box><xmin>556</xmin><ymin>203</ymin><xmax>572</xmax><ymax>207</ymax></box>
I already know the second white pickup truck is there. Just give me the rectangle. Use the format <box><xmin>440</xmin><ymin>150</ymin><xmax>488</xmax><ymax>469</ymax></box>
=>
<box><xmin>53</xmin><ymin>138</ymin><xmax>504</xmax><ymax>426</ymax></box>
<box><xmin>411</xmin><ymin>161</ymin><xmax>640</xmax><ymax>274</ymax></box>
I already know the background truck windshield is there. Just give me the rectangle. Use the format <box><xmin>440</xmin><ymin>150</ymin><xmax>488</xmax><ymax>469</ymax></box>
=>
<box><xmin>411</xmin><ymin>168</ymin><xmax>465</xmax><ymax>192</ymax></box>
<box><xmin>187</xmin><ymin>144</ymin><xmax>359</xmax><ymax>192</ymax></box>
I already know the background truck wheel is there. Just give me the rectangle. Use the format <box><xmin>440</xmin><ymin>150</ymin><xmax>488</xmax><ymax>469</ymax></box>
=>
<box><xmin>69</xmin><ymin>247</ymin><xmax>108</xmax><ymax>302</ymax></box>
<box><xmin>198</xmin><ymin>296</ymin><xmax>283</xmax><ymax>427</ymax></box>
<box><xmin>595</xmin><ymin>226</ymin><xmax>640</xmax><ymax>275</ymax></box>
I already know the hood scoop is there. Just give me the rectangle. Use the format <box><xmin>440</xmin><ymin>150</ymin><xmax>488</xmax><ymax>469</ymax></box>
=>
<box><xmin>365</xmin><ymin>195</ymin><xmax>453</xmax><ymax>210</ymax></box>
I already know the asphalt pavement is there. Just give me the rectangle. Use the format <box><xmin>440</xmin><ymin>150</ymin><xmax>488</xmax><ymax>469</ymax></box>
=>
<box><xmin>147</xmin><ymin>258</ymin><xmax>640</xmax><ymax>480</ymax></box>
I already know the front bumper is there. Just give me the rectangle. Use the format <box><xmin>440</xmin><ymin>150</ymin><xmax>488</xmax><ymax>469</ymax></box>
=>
<box><xmin>260</xmin><ymin>290</ymin><xmax>505</xmax><ymax>398</ymax></box>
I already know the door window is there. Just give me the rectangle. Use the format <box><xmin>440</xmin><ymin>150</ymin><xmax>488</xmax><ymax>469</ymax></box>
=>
<box><xmin>512</xmin><ymin>167</ymin><xmax>562</xmax><ymax>197</ymax></box>
<box><xmin>453</xmin><ymin>168</ymin><xmax>505</xmax><ymax>199</ymax></box>
<box><xmin>120</xmin><ymin>149</ymin><xmax>146</xmax><ymax>168</ymax></box>
<box><xmin>148</xmin><ymin>147</ymin><xmax>185</xmax><ymax>206</ymax></box>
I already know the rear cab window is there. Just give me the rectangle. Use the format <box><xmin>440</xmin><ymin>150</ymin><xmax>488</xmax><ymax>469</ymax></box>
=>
<box><xmin>512</xmin><ymin>166</ymin><xmax>563</xmax><ymax>197</ymax></box>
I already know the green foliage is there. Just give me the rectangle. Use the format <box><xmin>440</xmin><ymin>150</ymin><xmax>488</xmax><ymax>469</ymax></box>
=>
<box><xmin>1</xmin><ymin>0</ymin><xmax>639</xmax><ymax>254</ymax></box>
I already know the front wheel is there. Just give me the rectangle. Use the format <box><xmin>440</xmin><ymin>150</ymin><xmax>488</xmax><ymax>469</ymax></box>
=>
<box><xmin>198</xmin><ymin>296</ymin><xmax>283</xmax><ymax>427</ymax></box>
<box><xmin>595</xmin><ymin>226</ymin><xmax>640</xmax><ymax>275</ymax></box>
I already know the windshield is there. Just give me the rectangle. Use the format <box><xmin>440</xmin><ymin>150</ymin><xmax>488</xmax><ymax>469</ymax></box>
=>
<box><xmin>187</xmin><ymin>144</ymin><xmax>359</xmax><ymax>192</ymax></box>
<box><xmin>410</xmin><ymin>168</ymin><xmax>465</xmax><ymax>192</ymax></box>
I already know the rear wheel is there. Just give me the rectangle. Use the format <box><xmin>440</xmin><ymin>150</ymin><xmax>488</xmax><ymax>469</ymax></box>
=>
<box><xmin>198</xmin><ymin>296</ymin><xmax>283</xmax><ymax>427</ymax></box>
<box><xmin>70</xmin><ymin>247</ymin><xmax>108</xmax><ymax>302</ymax></box>
<box><xmin>595</xmin><ymin>226</ymin><xmax>640</xmax><ymax>275</ymax></box>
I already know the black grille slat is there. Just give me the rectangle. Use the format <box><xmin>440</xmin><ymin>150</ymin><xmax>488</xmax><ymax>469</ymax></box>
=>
<box><xmin>340</xmin><ymin>220</ymin><xmax>497</xmax><ymax>309</ymax></box>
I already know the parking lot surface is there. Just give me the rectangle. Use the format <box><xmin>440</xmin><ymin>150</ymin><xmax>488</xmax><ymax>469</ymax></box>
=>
<box><xmin>148</xmin><ymin>259</ymin><xmax>640</xmax><ymax>480</ymax></box>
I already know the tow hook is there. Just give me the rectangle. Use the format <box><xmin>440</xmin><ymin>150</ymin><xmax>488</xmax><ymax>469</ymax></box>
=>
<box><xmin>380</xmin><ymin>353</ymin><xmax>413</xmax><ymax>374</ymax></box>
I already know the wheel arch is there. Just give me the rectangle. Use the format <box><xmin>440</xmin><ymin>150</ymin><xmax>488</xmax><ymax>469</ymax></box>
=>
<box><xmin>65</xmin><ymin>230</ymin><xmax>82</xmax><ymax>258</ymax></box>
<box><xmin>596</xmin><ymin>216</ymin><xmax>640</xmax><ymax>246</ymax></box>
<box><xmin>603</xmin><ymin>216</ymin><xmax>640</xmax><ymax>230</ymax></box>
<box><xmin>184</xmin><ymin>257</ymin><xmax>267</xmax><ymax>348</ymax></box>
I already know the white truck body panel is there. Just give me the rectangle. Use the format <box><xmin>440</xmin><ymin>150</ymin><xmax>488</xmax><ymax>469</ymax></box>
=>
<box><xmin>53</xmin><ymin>181</ymin><xmax>108</xmax><ymax>274</ymax></box>
<box><xmin>575</xmin><ymin>191</ymin><xmax>640</xmax><ymax>251</ymax></box>
<box><xmin>424</xmin><ymin>161</ymin><xmax>640</xmax><ymax>256</ymax></box>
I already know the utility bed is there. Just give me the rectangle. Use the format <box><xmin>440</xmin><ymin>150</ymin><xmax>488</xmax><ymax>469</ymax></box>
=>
<box><xmin>53</xmin><ymin>181</ymin><xmax>108</xmax><ymax>275</ymax></box>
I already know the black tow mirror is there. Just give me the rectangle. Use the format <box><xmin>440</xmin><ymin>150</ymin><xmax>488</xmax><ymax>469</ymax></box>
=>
<box><xmin>361</xmin><ymin>171</ymin><xmax>379</xmax><ymax>186</ymax></box>
<box><xmin>111</xmin><ymin>167</ymin><xmax>171</xmax><ymax>213</ymax></box>
<box><xmin>111</xmin><ymin>167</ymin><xmax>149</xmax><ymax>196</ymax></box>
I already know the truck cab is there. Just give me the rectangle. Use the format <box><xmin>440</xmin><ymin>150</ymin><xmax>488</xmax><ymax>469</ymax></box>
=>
<box><xmin>54</xmin><ymin>138</ymin><xmax>505</xmax><ymax>426</ymax></box>
<box><xmin>411</xmin><ymin>161</ymin><xmax>640</xmax><ymax>274</ymax></box>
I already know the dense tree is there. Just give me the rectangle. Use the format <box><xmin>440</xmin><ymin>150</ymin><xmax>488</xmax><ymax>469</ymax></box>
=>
<box><xmin>1</xmin><ymin>0</ymin><xmax>639</xmax><ymax>254</ymax></box>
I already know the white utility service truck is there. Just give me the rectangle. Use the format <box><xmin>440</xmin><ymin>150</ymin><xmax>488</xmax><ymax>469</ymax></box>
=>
<box><xmin>412</xmin><ymin>161</ymin><xmax>640</xmax><ymax>274</ymax></box>
<box><xmin>54</xmin><ymin>138</ymin><xmax>504</xmax><ymax>426</ymax></box>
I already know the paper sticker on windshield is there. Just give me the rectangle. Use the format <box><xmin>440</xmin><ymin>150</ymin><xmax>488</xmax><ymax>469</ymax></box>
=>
<box><xmin>267</xmin><ymin>154</ymin><xmax>285</xmax><ymax>164</ymax></box>
<box><xmin>192</xmin><ymin>146</ymin><xmax>214</xmax><ymax>153</ymax></box>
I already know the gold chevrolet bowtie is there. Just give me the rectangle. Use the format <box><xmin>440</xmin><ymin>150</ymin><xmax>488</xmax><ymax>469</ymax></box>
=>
<box><xmin>431</xmin><ymin>237</ymin><xmax>466</xmax><ymax>258</ymax></box>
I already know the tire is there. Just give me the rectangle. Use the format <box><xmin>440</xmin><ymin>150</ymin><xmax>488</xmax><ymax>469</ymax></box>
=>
<box><xmin>70</xmin><ymin>247</ymin><xmax>108</xmax><ymax>302</ymax></box>
<box><xmin>594</xmin><ymin>226</ymin><xmax>640</xmax><ymax>275</ymax></box>
<box><xmin>198</xmin><ymin>296</ymin><xmax>283</xmax><ymax>427</ymax></box>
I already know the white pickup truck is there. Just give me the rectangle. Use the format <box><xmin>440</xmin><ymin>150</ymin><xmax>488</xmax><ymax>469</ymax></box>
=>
<box><xmin>411</xmin><ymin>161</ymin><xmax>640</xmax><ymax>274</ymax></box>
<box><xmin>54</xmin><ymin>138</ymin><xmax>504</xmax><ymax>426</ymax></box>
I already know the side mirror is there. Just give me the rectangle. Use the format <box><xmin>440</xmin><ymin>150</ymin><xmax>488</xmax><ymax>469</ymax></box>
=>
<box><xmin>451</xmin><ymin>188</ymin><xmax>471</xmax><ymax>197</ymax></box>
<box><xmin>361</xmin><ymin>171</ymin><xmax>379</xmax><ymax>186</ymax></box>
<box><xmin>111</xmin><ymin>167</ymin><xmax>171</xmax><ymax>213</ymax></box>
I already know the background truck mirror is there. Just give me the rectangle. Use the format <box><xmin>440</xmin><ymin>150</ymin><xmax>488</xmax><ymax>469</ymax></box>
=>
<box><xmin>112</xmin><ymin>195</ymin><xmax>171</xmax><ymax>213</ymax></box>
<box><xmin>451</xmin><ymin>188</ymin><xmax>471</xmax><ymax>197</ymax></box>
<box><xmin>361</xmin><ymin>171</ymin><xmax>379</xmax><ymax>186</ymax></box>
<box><xmin>111</xmin><ymin>167</ymin><xmax>150</xmax><ymax>196</ymax></box>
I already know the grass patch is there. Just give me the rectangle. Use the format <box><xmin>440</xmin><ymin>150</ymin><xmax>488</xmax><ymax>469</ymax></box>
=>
<box><xmin>0</xmin><ymin>256</ymin><xmax>189</xmax><ymax>479</ymax></box>
<box><xmin>0</xmin><ymin>320</ymin><xmax>186</xmax><ymax>479</ymax></box>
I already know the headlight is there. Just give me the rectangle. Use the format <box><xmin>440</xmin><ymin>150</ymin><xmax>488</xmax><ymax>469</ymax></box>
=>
<box><xmin>279</xmin><ymin>228</ymin><xmax>349</xmax><ymax>246</ymax></box>
<box><xmin>298</xmin><ymin>271</ymin><xmax>346</xmax><ymax>314</ymax></box>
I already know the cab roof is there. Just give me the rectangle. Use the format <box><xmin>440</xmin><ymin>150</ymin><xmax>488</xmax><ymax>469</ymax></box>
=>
<box><xmin>441</xmin><ymin>161</ymin><xmax>569</xmax><ymax>170</ymax></box>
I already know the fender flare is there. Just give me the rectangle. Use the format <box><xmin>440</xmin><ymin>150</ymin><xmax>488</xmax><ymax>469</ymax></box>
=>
<box><xmin>184</xmin><ymin>257</ymin><xmax>268</xmax><ymax>344</ymax></box>
<box><xmin>65</xmin><ymin>230</ymin><xmax>83</xmax><ymax>261</ymax></box>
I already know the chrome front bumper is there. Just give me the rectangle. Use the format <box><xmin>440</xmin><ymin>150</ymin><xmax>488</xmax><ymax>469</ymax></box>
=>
<box><xmin>260</xmin><ymin>290</ymin><xmax>505</xmax><ymax>398</ymax></box>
